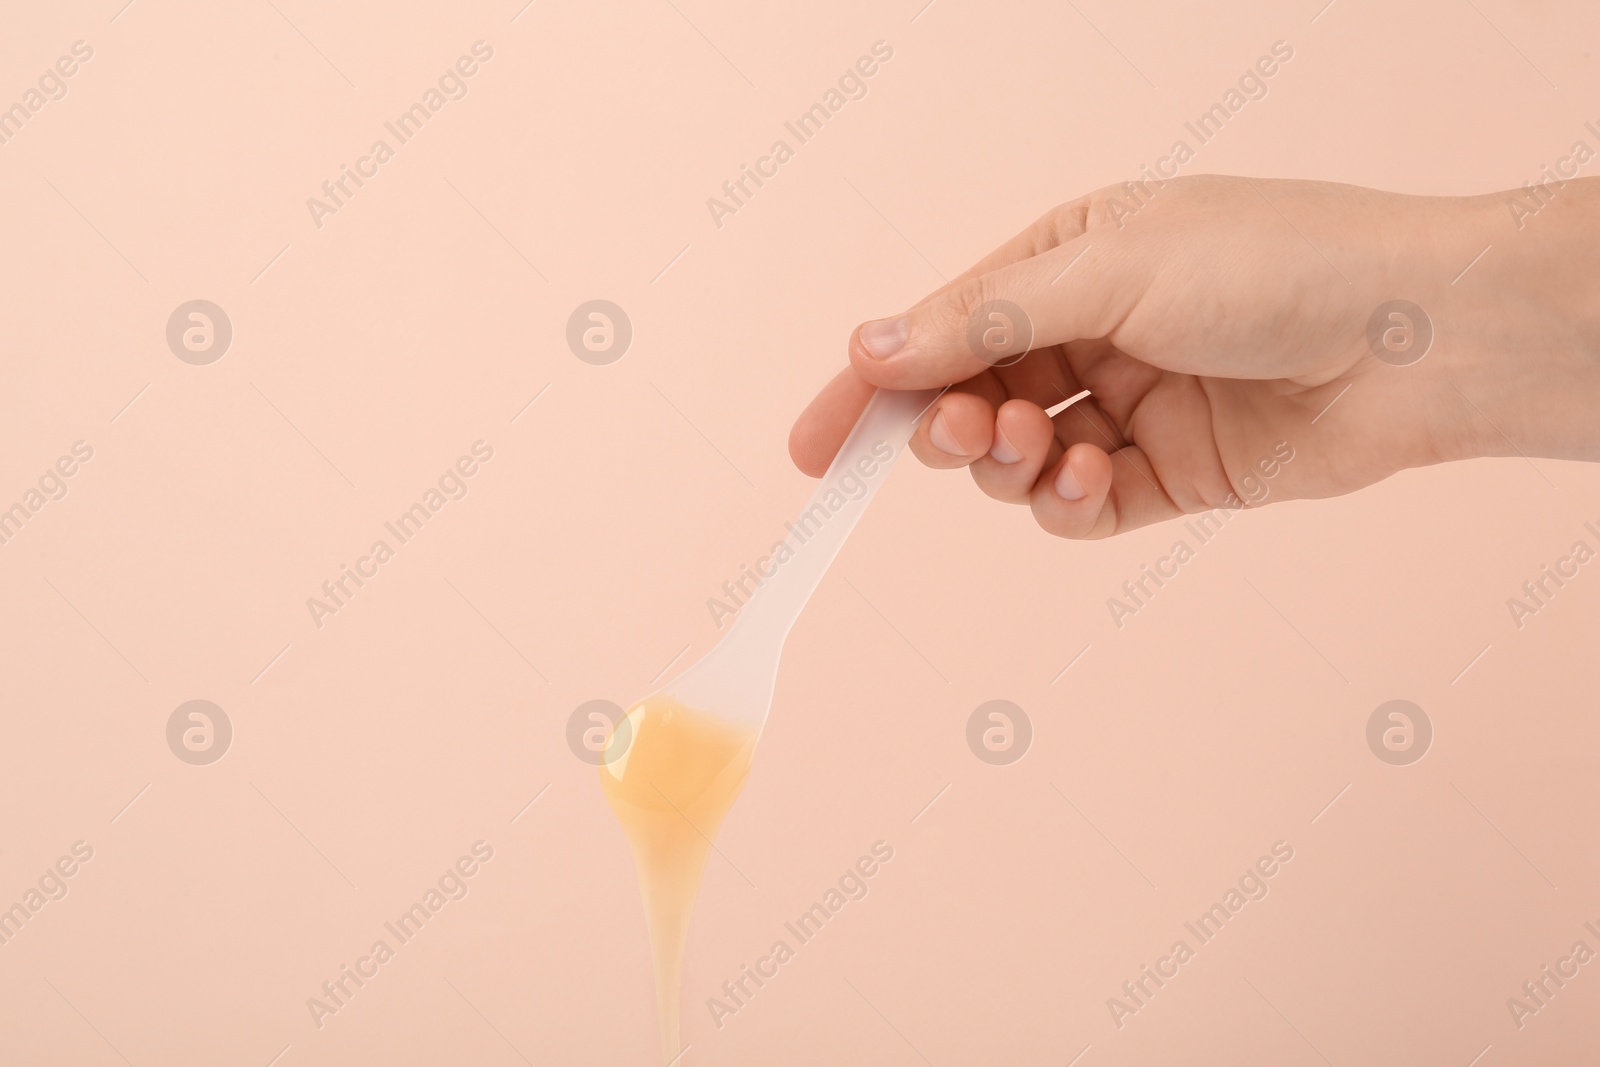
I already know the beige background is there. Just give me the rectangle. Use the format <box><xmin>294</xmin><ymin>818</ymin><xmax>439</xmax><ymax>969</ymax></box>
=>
<box><xmin>2</xmin><ymin>0</ymin><xmax>1597</xmax><ymax>1063</ymax></box>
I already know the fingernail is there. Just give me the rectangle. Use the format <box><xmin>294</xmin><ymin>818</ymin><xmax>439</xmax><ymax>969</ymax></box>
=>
<box><xmin>859</xmin><ymin>317</ymin><xmax>908</xmax><ymax>359</ymax></box>
<box><xmin>1054</xmin><ymin>461</ymin><xmax>1085</xmax><ymax>501</ymax></box>
<box><xmin>929</xmin><ymin>410</ymin><xmax>965</xmax><ymax>455</ymax></box>
<box><xmin>989</xmin><ymin>426</ymin><xmax>1022</xmax><ymax>464</ymax></box>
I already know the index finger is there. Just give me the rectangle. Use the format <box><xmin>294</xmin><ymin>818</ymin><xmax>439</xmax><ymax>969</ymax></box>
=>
<box><xmin>848</xmin><ymin>231</ymin><xmax>1136</xmax><ymax>391</ymax></box>
<box><xmin>790</xmin><ymin>201</ymin><xmax>1092</xmax><ymax>475</ymax></box>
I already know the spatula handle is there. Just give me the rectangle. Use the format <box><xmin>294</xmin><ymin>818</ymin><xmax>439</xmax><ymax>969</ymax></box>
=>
<box><xmin>732</xmin><ymin>386</ymin><xmax>942</xmax><ymax>657</ymax></box>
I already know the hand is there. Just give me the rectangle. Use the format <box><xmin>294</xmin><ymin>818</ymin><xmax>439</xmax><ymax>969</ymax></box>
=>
<box><xmin>789</xmin><ymin>175</ymin><xmax>1600</xmax><ymax>538</ymax></box>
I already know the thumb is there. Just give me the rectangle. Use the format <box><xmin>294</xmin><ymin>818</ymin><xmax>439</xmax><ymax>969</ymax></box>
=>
<box><xmin>847</xmin><ymin>236</ymin><xmax>1143</xmax><ymax>389</ymax></box>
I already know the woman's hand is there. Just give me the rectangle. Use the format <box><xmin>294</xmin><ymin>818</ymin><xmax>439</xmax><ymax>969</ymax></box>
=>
<box><xmin>789</xmin><ymin>175</ymin><xmax>1600</xmax><ymax>538</ymax></box>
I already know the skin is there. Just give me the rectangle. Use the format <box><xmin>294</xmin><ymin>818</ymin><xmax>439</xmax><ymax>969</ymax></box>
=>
<box><xmin>789</xmin><ymin>175</ymin><xmax>1600</xmax><ymax>538</ymax></box>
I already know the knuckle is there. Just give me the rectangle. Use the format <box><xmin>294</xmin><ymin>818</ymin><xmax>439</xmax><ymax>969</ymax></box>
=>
<box><xmin>1044</xmin><ymin>199</ymin><xmax>1090</xmax><ymax>244</ymax></box>
<box><xmin>934</xmin><ymin>277</ymin><xmax>990</xmax><ymax>338</ymax></box>
<box><xmin>1196</xmin><ymin>475</ymin><xmax>1244</xmax><ymax>513</ymax></box>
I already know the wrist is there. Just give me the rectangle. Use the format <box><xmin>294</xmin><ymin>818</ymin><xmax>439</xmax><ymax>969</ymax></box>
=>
<box><xmin>1419</xmin><ymin>183</ymin><xmax>1600</xmax><ymax>465</ymax></box>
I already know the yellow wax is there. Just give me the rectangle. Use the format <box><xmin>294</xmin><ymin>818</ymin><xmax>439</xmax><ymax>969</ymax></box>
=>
<box><xmin>600</xmin><ymin>696</ymin><xmax>757</xmax><ymax>1063</ymax></box>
